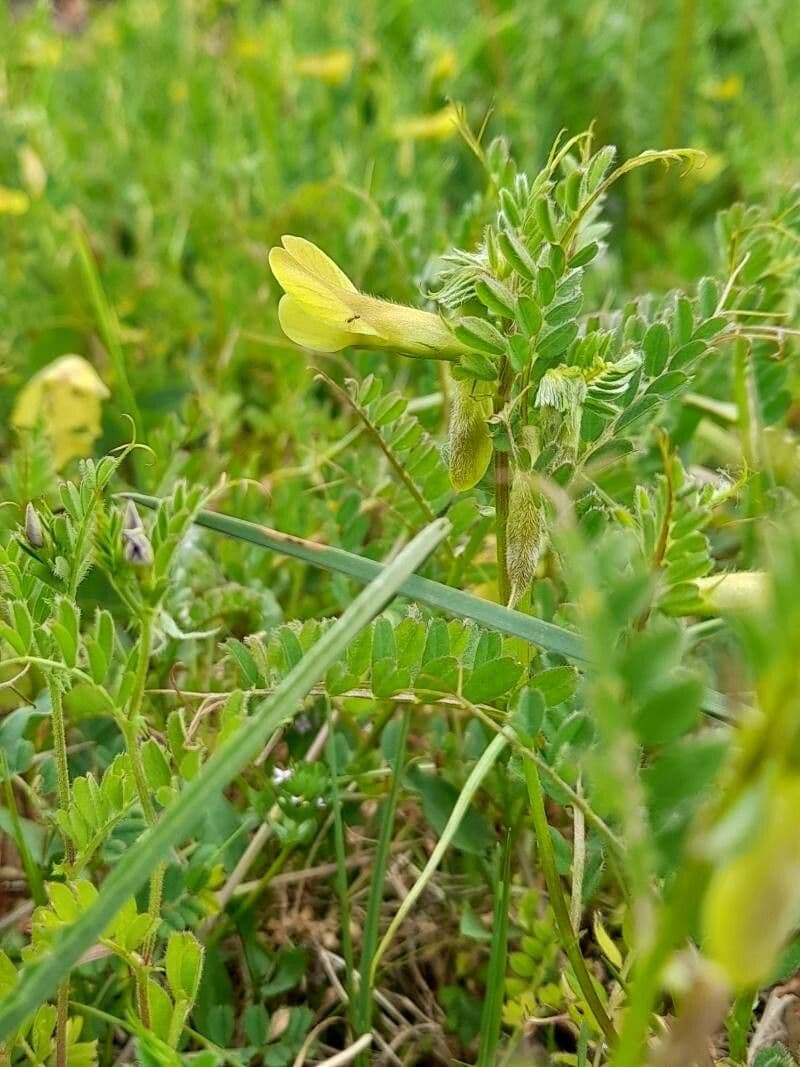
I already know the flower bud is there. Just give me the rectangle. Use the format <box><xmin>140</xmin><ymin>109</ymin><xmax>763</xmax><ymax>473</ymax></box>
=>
<box><xmin>447</xmin><ymin>380</ymin><xmax>493</xmax><ymax>491</ymax></box>
<box><xmin>506</xmin><ymin>468</ymin><xmax>547</xmax><ymax>606</ymax></box>
<box><xmin>122</xmin><ymin>528</ymin><xmax>154</xmax><ymax>567</ymax></box>
<box><xmin>24</xmin><ymin>502</ymin><xmax>44</xmax><ymax>548</ymax></box>
<box><xmin>123</xmin><ymin>498</ymin><xmax>144</xmax><ymax>531</ymax></box>
<box><xmin>535</xmin><ymin>368</ymin><xmax>587</xmax><ymax>468</ymax></box>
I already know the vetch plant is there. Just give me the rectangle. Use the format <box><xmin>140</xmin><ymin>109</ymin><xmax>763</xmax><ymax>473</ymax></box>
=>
<box><xmin>3</xmin><ymin>111</ymin><xmax>800</xmax><ymax>1067</ymax></box>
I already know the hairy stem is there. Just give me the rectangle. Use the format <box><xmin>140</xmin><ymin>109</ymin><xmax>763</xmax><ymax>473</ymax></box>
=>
<box><xmin>55</xmin><ymin>981</ymin><xmax>69</xmax><ymax>1067</ymax></box>
<box><xmin>120</xmin><ymin>611</ymin><xmax>163</xmax><ymax>1013</ymax></box>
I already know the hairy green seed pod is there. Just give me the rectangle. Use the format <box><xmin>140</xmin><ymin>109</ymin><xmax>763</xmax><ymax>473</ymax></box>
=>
<box><xmin>448</xmin><ymin>380</ymin><xmax>493</xmax><ymax>492</ymax></box>
<box><xmin>24</xmin><ymin>502</ymin><xmax>44</xmax><ymax>548</ymax></box>
<box><xmin>506</xmin><ymin>468</ymin><xmax>547</xmax><ymax>606</ymax></box>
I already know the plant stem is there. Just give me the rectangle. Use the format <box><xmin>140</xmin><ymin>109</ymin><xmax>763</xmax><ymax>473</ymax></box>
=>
<box><xmin>524</xmin><ymin>758</ymin><xmax>616</xmax><ymax>1046</ymax></box>
<box><xmin>733</xmin><ymin>338</ymin><xmax>763</xmax><ymax>567</ymax></box>
<box><xmin>661</xmin><ymin>0</ymin><xmax>697</xmax><ymax>150</ymax></box>
<box><xmin>120</xmin><ymin>611</ymin><xmax>163</xmax><ymax>1015</ymax></box>
<box><xmin>49</xmin><ymin>683</ymin><xmax>74</xmax><ymax>862</ymax></box>
<box><xmin>56</xmin><ymin>981</ymin><xmax>69</xmax><ymax>1067</ymax></box>
<box><xmin>49</xmin><ymin>681</ymin><xmax>74</xmax><ymax>1067</ymax></box>
<box><xmin>71</xmin><ymin>219</ymin><xmax>144</xmax><ymax>456</ymax></box>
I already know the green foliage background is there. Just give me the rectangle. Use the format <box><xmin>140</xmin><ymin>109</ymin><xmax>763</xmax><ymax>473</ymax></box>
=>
<box><xmin>2</xmin><ymin>1</ymin><xmax>800</xmax><ymax>1065</ymax></box>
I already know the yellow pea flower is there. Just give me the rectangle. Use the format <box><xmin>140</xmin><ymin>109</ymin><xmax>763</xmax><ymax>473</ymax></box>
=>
<box><xmin>391</xmin><ymin>105</ymin><xmax>458</xmax><ymax>142</ymax></box>
<box><xmin>0</xmin><ymin>187</ymin><xmax>30</xmax><ymax>216</ymax></box>
<box><xmin>12</xmin><ymin>355</ymin><xmax>110</xmax><ymax>469</ymax></box>
<box><xmin>18</xmin><ymin>146</ymin><xmax>47</xmax><ymax>199</ymax></box>
<box><xmin>293</xmin><ymin>49</ymin><xmax>354</xmax><ymax>86</ymax></box>
<box><xmin>269</xmin><ymin>235</ymin><xmax>469</xmax><ymax>359</ymax></box>
<box><xmin>703</xmin><ymin>75</ymin><xmax>743</xmax><ymax>102</ymax></box>
<box><xmin>429</xmin><ymin>46</ymin><xmax>458</xmax><ymax>83</ymax></box>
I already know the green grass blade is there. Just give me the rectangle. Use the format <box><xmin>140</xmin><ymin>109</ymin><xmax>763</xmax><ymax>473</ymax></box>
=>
<box><xmin>325</xmin><ymin>701</ymin><xmax>356</xmax><ymax>1027</ymax></box>
<box><xmin>0</xmin><ymin>751</ymin><xmax>46</xmax><ymax>908</ymax></box>
<box><xmin>125</xmin><ymin>494</ymin><xmax>734</xmax><ymax>720</ymax></box>
<box><xmin>0</xmin><ymin>518</ymin><xmax>450</xmax><ymax>1042</ymax></box>
<box><xmin>125</xmin><ymin>494</ymin><xmax>586</xmax><ymax>659</ymax></box>
<box><xmin>476</xmin><ymin>831</ymin><xmax>512</xmax><ymax>1067</ymax></box>
<box><xmin>355</xmin><ymin>707</ymin><xmax>411</xmax><ymax>1048</ymax></box>
<box><xmin>72</xmin><ymin>221</ymin><xmax>143</xmax><ymax>444</ymax></box>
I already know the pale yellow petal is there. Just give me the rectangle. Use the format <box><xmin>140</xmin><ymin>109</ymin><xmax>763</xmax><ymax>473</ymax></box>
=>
<box><xmin>278</xmin><ymin>296</ymin><xmax>361</xmax><ymax>352</ymax></box>
<box><xmin>268</xmin><ymin>246</ymin><xmax>355</xmax><ymax>323</ymax></box>
<box><xmin>0</xmin><ymin>186</ymin><xmax>30</xmax><ymax>216</ymax></box>
<box><xmin>293</xmin><ymin>50</ymin><xmax>353</xmax><ymax>85</ymax></box>
<box><xmin>38</xmin><ymin>355</ymin><xmax>110</xmax><ymax>397</ymax></box>
<box><xmin>12</xmin><ymin>355</ymin><xmax>109</xmax><ymax>469</ymax></box>
<box><xmin>279</xmin><ymin>235</ymin><xmax>358</xmax><ymax>292</ymax></box>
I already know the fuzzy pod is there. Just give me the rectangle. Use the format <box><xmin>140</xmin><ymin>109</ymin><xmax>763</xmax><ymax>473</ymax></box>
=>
<box><xmin>506</xmin><ymin>467</ymin><xmax>547</xmax><ymax>605</ymax></box>
<box><xmin>536</xmin><ymin>368</ymin><xmax>587</xmax><ymax>468</ymax></box>
<box><xmin>447</xmin><ymin>380</ymin><xmax>493</xmax><ymax>492</ymax></box>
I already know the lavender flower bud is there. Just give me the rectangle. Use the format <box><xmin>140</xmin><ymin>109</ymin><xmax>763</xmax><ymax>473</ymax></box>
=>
<box><xmin>122</xmin><ymin>527</ymin><xmax>154</xmax><ymax>567</ymax></box>
<box><xmin>123</xmin><ymin>498</ymin><xmax>144</xmax><ymax>531</ymax></box>
<box><xmin>24</xmin><ymin>502</ymin><xmax>44</xmax><ymax>548</ymax></box>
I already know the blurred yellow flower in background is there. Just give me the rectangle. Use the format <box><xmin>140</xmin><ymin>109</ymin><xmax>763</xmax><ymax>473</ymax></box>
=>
<box><xmin>269</xmin><ymin>235</ymin><xmax>468</xmax><ymax>359</ymax></box>
<box><xmin>18</xmin><ymin>146</ymin><xmax>47</xmax><ymax>199</ymax></box>
<box><xmin>294</xmin><ymin>49</ymin><xmax>354</xmax><ymax>86</ymax></box>
<box><xmin>12</xmin><ymin>355</ymin><xmax>110</xmax><ymax>469</ymax></box>
<box><xmin>428</xmin><ymin>45</ymin><xmax>458</xmax><ymax>83</ymax></box>
<box><xmin>0</xmin><ymin>187</ymin><xmax>30</xmax><ymax>216</ymax></box>
<box><xmin>391</xmin><ymin>104</ymin><xmax>458</xmax><ymax>141</ymax></box>
<box><xmin>703</xmin><ymin>74</ymin><xmax>743</xmax><ymax>101</ymax></box>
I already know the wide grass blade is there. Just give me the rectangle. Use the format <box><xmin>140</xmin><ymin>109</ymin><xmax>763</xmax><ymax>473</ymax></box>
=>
<box><xmin>126</xmin><ymin>495</ymin><xmax>734</xmax><ymax>720</ymax></box>
<box><xmin>0</xmin><ymin>518</ymin><xmax>450</xmax><ymax>1042</ymax></box>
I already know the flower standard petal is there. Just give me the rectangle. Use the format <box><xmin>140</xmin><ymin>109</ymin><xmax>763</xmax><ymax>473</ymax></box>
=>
<box><xmin>12</xmin><ymin>355</ymin><xmax>110</xmax><ymax>468</ymax></box>
<box><xmin>279</xmin><ymin>235</ymin><xmax>358</xmax><ymax>292</ymax></box>
<box><xmin>268</xmin><ymin>246</ymin><xmax>353</xmax><ymax>320</ymax></box>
